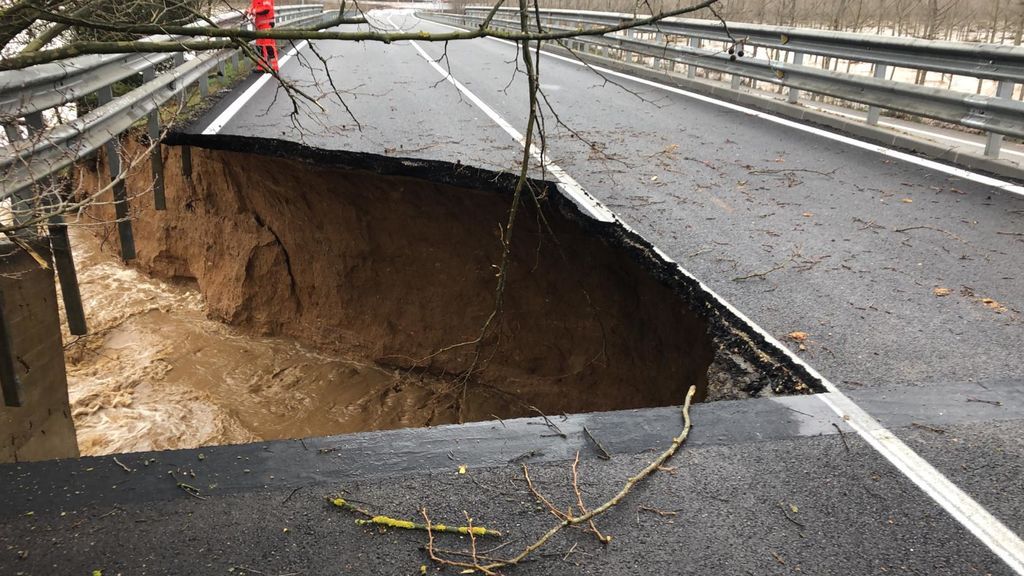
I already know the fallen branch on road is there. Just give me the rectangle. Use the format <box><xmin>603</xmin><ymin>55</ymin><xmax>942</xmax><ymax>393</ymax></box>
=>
<box><xmin>331</xmin><ymin>384</ymin><xmax>698</xmax><ymax>574</ymax></box>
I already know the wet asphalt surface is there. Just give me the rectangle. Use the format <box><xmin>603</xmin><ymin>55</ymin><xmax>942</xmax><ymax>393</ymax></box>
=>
<box><xmin>0</xmin><ymin>387</ymin><xmax>1020</xmax><ymax>575</ymax></box>
<box><xmin>2</xmin><ymin>9</ymin><xmax>1022</xmax><ymax>575</ymax></box>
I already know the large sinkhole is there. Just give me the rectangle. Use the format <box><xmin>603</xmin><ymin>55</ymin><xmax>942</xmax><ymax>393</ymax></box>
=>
<box><xmin>66</xmin><ymin>134</ymin><xmax>820</xmax><ymax>455</ymax></box>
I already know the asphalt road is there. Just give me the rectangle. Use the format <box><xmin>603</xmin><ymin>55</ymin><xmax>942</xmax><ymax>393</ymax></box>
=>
<box><xmin>0</xmin><ymin>386</ymin><xmax>1020</xmax><ymax>575</ymax></box>
<box><xmin>2</xmin><ymin>9</ymin><xmax>1022</xmax><ymax>575</ymax></box>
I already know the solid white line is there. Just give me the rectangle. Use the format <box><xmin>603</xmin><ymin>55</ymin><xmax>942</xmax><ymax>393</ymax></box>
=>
<box><xmin>399</xmin><ymin>14</ymin><xmax>1024</xmax><ymax>574</ymax></box>
<box><xmin>202</xmin><ymin>40</ymin><xmax>310</xmax><ymax>135</ymax></box>
<box><xmin>383</xmin><ymin>14</ymin><xmax>612</xmax><ymax>222</ymax></box>
<box><xmin>668</xmin><ymin>247</ymin><xmax>1024</xmax><ymax>575</ymax></box>
<box><xmin>425</xmin><ymin>16</ymin><xmax>1024</xmax><ymax>197</ymax></box>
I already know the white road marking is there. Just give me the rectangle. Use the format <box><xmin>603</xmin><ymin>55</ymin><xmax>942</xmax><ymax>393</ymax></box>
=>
<box><xmin>396</xmin><ymin>12</ymin><xmax>1024</xmax><ymax>573</ymax></box>
<box><xmin>202</xmin><ymin>40</ymin><xmax>310</xmax><ymax>135</ymax></box>
<box><xmin>425</xmin><ymin>16</ymin><xmax>1024</xmax><ymax>197</ymax></box>
<box><xmin>657</xmin><ymin>241</ymin><xmax>1024</xmax><ymax>574</ymax></box>
<box><xmin>383</xmin><ymin>14</ymin><xmax>611</xmax><ymax>222</ymax></box>
<box><xmin>800</xmin><ymin>103</ymin><xmax>1024</xmax><ymax>159</ymax></box>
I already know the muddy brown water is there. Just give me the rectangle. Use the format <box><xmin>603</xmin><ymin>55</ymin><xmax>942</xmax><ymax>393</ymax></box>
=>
<box><xmin>62</xmin><ymin>231</ymin><xmax>454</xmax><ymax>456</ymax></box>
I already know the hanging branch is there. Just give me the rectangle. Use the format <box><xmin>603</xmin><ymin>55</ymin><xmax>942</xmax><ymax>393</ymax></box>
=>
<box><xmin>0</xmin><ymin>0</ymin><xmax>719</xmax><ymax>69</ymax></box>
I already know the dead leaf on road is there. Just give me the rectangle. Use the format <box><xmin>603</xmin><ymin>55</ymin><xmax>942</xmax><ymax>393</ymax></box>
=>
<box><xmin>932</xmin><ymin>287</ymin><xmax>952</xmax><ymax>297</ymax></box>
<box><xmin>979</xmin><ymin>298</ymin><xmax>1007</xmax><ymax>313</ymax></box>
<box><xmin>787</xmin><ymin>331</ymin><xmax>808</xmax><ymax>351</ymax></box>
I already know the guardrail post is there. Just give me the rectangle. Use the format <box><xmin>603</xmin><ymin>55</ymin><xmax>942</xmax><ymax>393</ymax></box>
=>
<box><xmin>171</xmin><ymin>52</ymin><xmax>186</xmax><ymax>92</ymax></box>
<box><xmin>2</xmin><ymin>124</ymin><xmax>21</xmax><ymax>143</ymax></box>
<box><xmin>0</xmin><ymin>289</ymin><xmax>22</xmax><ymax>407</ymax></box>
<box><xmin>866</xmin><ymin>64</ymin><xmax>887</xmax><ymax>125</ymax></box>
<box><xmin>232</xmin><ymin>51</ymin><xmax>240</xmax><ymax>72</ymax></box>
<box><xmin>687</xmin><ymin>37</ymin><xmax>699</xmax><ymax>79</ymax></box>
<box><xmin>21</xmin><ymin>113</ymin><xmax>88</xmax><ymax>336</ymax></box>
<box><xmin>143</xmin><ymin>67</ymin><xmax>167</xmax><ymax>211</ymax></box>
<box><xmin>199</xmin><ymin>73</ymin><xmax>209</xmax><ymax>98</ymax></box>
<box><xmin>787</xmin><ymin>52</ymin><xmax>803</xmax><ymax>103</ymax></box>
<box><xmin>984</xmin><ymin>80</ymin><xmax>1014</xmax><ymax>158</ymax></box>
<box><xmin>96</xmin><ymin>85</ymin><xmax>137</xmax><ymax>261</ymax></box>
<box><xmin>47</xmin><ymin>218</ymin><xmax>87</xmax><ymax>335</ymax></box>
<box><xmin>731</xmin><ymin>73</ymin><xmax>741</xmax><ymax>90</ymax></box>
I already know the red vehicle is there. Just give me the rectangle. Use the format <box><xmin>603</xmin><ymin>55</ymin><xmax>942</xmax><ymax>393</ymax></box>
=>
<box><xmin>247</xmin><ymin>0</ymin><xmax>278</xmax><ymax>72</ymax></box>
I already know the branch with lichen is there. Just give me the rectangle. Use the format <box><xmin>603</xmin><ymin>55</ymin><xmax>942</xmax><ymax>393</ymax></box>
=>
<box><xmin>329</xmin><ymin>497</ymin><xmax>502</xmax><ymax>537</ymax></box>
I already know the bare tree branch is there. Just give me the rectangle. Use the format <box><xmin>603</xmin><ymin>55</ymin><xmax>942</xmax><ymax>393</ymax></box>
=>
<box><xmin>1</xmin><ymin>0</ymin><xmax>719</xmax><ymax>70</ymax></box>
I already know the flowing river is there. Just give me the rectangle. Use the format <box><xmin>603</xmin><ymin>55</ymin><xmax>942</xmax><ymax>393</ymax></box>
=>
<box><xmin>60</xmin><ymin>230</ymin><xmax>436</xmax><ymax>456</ymax></box>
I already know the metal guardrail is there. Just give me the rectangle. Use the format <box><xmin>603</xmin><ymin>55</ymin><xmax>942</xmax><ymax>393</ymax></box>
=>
<box><xmin>0</xmin><ymin>5</ymin><xmax>328</xmax><ymax>205</ymax></box>
<box><xmin>0</xmin><ymin>6</ymin><xmax>318</xmax><ymax>122</ymax></box>
<box><xmin>0</xmin><ymin>11</ymin><xmax>242</xmax><ymax>120</ymax></box>
<box><xmin>422</xmin><ymin>8</ymin><xmax>1024</xmax><ymax>158</ymax></box>
<box><xmin>0</xmin><ymin>5</ymin><xmax>335</xmax><ymax>408</ymax></box>
<box><xmin>464</xmin><ymin>7</ymin><xmax>1024</xmax><ymax>82</ymax></box>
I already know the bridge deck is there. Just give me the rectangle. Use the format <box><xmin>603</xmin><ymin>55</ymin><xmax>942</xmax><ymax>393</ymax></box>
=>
<box><xmin>0</xmin><ymin>382</ymin><xmax>1020</xmax><ymax>574</ymax></box>
<box><xmin>2</xmin><ymin>9</ymin><xmax>1022</xmax><ymax>574</ymax></box>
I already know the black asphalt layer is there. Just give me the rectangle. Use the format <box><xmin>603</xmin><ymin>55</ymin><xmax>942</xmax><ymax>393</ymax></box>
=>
<box><xmin>0</xmin><ymin>391</ymin><xmax>1017</xmax><ymax>575</ymax></box>
<box><xmin>4</xmin><ymin>8</ymin><xmax>1020</xmax><ymax>574</ymax></box>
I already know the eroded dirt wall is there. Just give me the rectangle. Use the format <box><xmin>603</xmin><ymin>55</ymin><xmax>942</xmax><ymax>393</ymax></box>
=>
<box><xmin>77</xmin><ymin>140</ymin><xmax>716</xmax><ymax>421</ymax></box>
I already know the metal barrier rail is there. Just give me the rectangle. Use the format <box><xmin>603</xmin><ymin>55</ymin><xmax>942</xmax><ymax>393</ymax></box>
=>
<box><xmin>0</xmin><ymin>5</ymin><xmax>327</xmax><ymax>204</ymax></box>
<box><xmin>0</xmin><ymin>6</ymin><xmax>319</xmax><ymax>121</ymax></box>
<box><xmin>0</xmin><ymin>7</ymin><xmax>332</xmax><ymax>365</ymax></box>
<box><xmin>422</xmin><ymin>8</ymin><xmax>1024</xmax><ymax>158</ymax></box>
<box><xmin>463</xmin><ymin>7</ymin><xmax>1024</xmax><ymax>82</ymax></box>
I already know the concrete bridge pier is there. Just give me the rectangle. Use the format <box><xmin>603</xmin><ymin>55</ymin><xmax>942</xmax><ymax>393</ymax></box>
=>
<box><xmin>0</xmin><ymin>238</ymin><xmax>79</xmax><ymax>463</ymax></box>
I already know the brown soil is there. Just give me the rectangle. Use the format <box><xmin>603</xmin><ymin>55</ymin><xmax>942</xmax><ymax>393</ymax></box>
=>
<box><xmin>72</xmin><ymin>135</ymin><xmax>815</xmax><ymax>443</ymax></box>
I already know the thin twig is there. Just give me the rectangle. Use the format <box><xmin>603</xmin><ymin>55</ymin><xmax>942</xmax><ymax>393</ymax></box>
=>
<box><xmin>529</xmin><ymin>406</ymin><xmax>567</xmax><ymax>438</ymax></box>
<box><xmin>831</xmin><ymin>422</ymin><xmax>850</xmax><ymax>452</ymax></box>
<box><xmin>732</xmin><ymin>261</ymin><xmax>786</xmax><ymax>281</ymax></box>
<box><xmin>966</xmin><ymin>397</ymin><xmax>1003</xmax><ymax>406</ymax></box>
<box><xmin>571</xmin><ymin>451</ymin><xmax>611</xmax><ymax>544</ymax></box>
<box><xmin>480</xmin><ymin>385</ymin><xmax>698</xmax><ymax>571</ymax></box>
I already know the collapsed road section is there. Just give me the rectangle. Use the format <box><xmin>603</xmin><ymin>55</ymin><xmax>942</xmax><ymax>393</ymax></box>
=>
<box><xmin>61</xmin><ymin>133</ymin><xmax>823</xmax><ymax>450</ymax></box>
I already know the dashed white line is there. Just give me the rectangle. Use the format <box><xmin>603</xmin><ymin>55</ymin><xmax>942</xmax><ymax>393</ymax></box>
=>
<box><xmin>395</xmin><ymin>12</ymin><xmax>1024</xmax><ymax>574</ymax></box>
<box><xmin>202</xmin><ymin>40</ymin><xmax>310</xmax><ymax>135</ymax></box>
